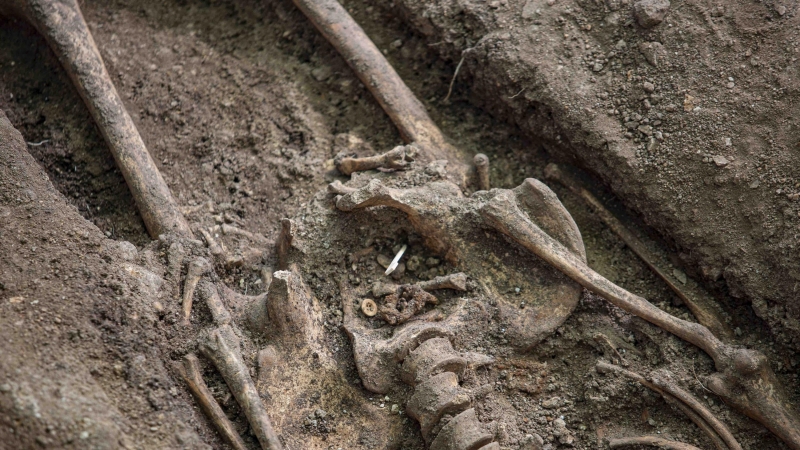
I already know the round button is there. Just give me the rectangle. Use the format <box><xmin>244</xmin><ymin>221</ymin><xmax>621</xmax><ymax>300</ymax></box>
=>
<box><xmin>361</xmin><ymin>298</ymin><xmax>378</xmax><ymax>317</ymax></box>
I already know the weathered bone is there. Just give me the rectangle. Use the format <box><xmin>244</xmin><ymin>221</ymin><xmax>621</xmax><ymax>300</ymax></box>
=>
<box><xmin>291</xmin><ymin>0</ymin><xmax>462</xmax><ymax>167</ymax></box>
<box><xmin>429</xmin><ymin>408</ymin><xmax>493</xmax><ymax>450</ymax></box>
<box><xmin>407</xmin><ymin>371</ymin><xmax>471</xmax><ymax>440</ymax></box>
<box><xmin>200</xmin><ymin>325</ymin><xmax>283</xmax><ymax>450</ymax></box>
<box><xmin>597</xmin><ymin>361</ymin><xmax>739</xmax><ymax>450</ymax></box>
<box><xmin>480</xmin><ymin>190</ymin><xmax>800</xmax><ymax>449</ymax></box>
<box><xmin>373</xmin><ymin>273</ymin><xmax>469</xmax><ymax>297</ymax></box>
<box><xmin>182</xmin><ymin>258</ymin><xmax>211</xmax><ymax>324</ymax></box>
<box><xmin>401</xmin><ymin>337</ymin><xmax>467</xmax><ymax>386</ymax></box>
<box><xmin>473</xmin><ymin>153</ymin><xmax>490</xmax><ymax>191</ymax></box>
<box><xmin>178</xmin><ymin>354</ymin><xmax>247</xmax><ymax>450</ymax></box>
<box><xmin>545</xmin><ymin>163</ymin><xmax>733</xmax><ymax>339</ymax></box>
<box><xmin>1</xmin><ymin>0</ymin><xmax>190</xmax><ymax>238</ymax></box>
<box><xmin>336</xmin><ymin>145</ymin><xmax>417</xmax><ymax>175</ymax></box>
<box><xmin>609</xmin><ymin>436</ymin><xmax>702</xmax><ymax>450</ymax></box>
<box><xmin>380</xmin><ymin>285</ymin><xmax>439</xmax><ymax>325</ymax></box>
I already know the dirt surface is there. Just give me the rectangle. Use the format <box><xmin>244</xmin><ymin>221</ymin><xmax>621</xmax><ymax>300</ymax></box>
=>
<box><xmin>0</xmin><ymin>0</ymin><xmax>797</xmax><ymax>449</ymax></box>
<box><xmin>386</xmin><ymin>0</ymin><xmax>800</xmax><ymax>350</ymax></box>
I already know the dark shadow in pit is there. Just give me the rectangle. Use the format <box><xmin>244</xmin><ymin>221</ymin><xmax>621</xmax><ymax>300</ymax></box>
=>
<box><xmin>0</xmin><ymin>16</ymin><xmax>149</xmax><ymax>246</ymax></box>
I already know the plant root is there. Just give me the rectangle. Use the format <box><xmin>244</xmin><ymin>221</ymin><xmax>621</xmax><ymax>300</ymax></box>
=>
<box><xmin>2</xmin><ymin>0</ymin><xmax>190</xmax><ymax>238</ymax></box>
<box><xmin>335</xmin><ymin>144</ymin><xmax>417</xmax><ymax>175</ymax></box>
<box><xmin>178</xmin><ymin>354</ymin><xmax>248</xmax><ymax>450</ymax></box>
<box><xmin>596</xmin><ymin>361</ymin><xmax>739</xmax><ymax>450</ymax></box>
<box><xmin>544</xmin><ymin>163</ymin><xmax>733</xmax><ymax>340</ymax></box>
<box><xmin>480</xmin><ymin>189</ymin><xmax>800</xmax><ymax>449</ymax></box>
<box><xmin>608</xmin><ymin>436</ymin><xmax>703</xmax><ymax>450</ymax></box>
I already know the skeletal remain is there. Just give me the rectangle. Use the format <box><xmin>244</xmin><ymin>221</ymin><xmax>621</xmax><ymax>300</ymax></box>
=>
<box><xmin>372</xmin><ymin>272</ymin><xmax>468</xmax><ymax>297</ymax></box>
<box><xmin>609</xmin><ymin>436</ymin><xmax>703</xmax><ymax>450</ymax></box>
<box><xmin>473</xmin><ymin>153</ymin><xmax>490</xmax><ymax>191</ymax></box>
<box><xmin>597</xmin><ymin>361</ymin><xmax>739</xmax><ymax>450</ymax></box>
<box><xmin>335</xmin><ymin>144</ymin><xmax>417</xmax><ymax>175</ymax></box>
<box><xmin>0</xmin><ymin>0</ymin><xmax>190</xmax><ymax>238</ymax></box>
<box><xmin>480</xmin><ymin>190</ymin><xmax>800</xmax><ymax>448</ymax></box>
<box><xmin>182</xmin><ymin>257</ymin><xmax>210</xmax><ymax>324</ymax></box>
<box><xmin>380</xmin><ymin>285</ymin><xmax>439</xmax><ymax>325</ymax></box>
<box><xmin>178</xmin><ymin>354</ymin><xmax>247</xmax><ymax>450</ymax></box>
<box><xmin>291</xmin><ymin>0</ymin><xmax>466</xmax><ymax>174</ymax></box>
<box><xmin>545</xmin><ymin>163</ymin><xmax>733</xmax><ymax>339</ymax></box>
<box><xmin>334</xmin><ymin>177</ymin><xmax>586</xmax><ymax>351</ymax></box>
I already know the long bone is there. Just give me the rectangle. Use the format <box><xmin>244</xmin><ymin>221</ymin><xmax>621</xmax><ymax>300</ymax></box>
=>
<box><xmin>0</xmin><ymin>0</ymin><xmax>190</xmax><ymax>238</ymax></box>
<box><xmin>291</xmin><ymin>0</ymin><xmax>460</xmax><ymax>166</ymax></box>
<box><xmin>479</xmin><ymin>189</ymin><xmax>800</xmax><ymax>449</ymax></box>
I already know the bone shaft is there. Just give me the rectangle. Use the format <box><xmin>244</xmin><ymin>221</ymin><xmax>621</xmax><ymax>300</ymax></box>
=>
<box><xmin>338</xmin><ymin>154</ymin><xmax>386</xmax><ymax>175</ymax></box>
<box><xmin>546</xmin><ymin>165</ymin><xmax>732</xmax><ymax>339</ymax></box>
<box><xmin>180</xmin><ymin>354</ymin><xmax>248</xmax><ymax>450</ymax></box>
<box><xmin>202</xmin><ymin>326</ymin><xmax>283</xmax><ymax>450</ymax></box>
<box><xmin>482</xmin><ymin>204</ymin><xmax>726</xmax><ymax>363</ymax></box>
<box><xmin>292</xmin><ymin>0</ymin><xmax>455</xmax><ymax>162</ymax></box>
<box><xmin>609</xmin><ymin>436</ymin><xmax>702</xmax><ymax>450</ymax></box>
<box><xmin>16</xmin><ymin>0</ymin><xmax>190</xmax><ymax>238</ymax></box>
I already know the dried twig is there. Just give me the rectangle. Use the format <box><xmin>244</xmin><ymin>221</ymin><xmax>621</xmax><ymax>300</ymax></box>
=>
<box><xmin>443</xmin><ymin>55</ymin><xmax>465</xmax><ymax>103</ymax></box>
<box><xmin>545</xmin><ymin>163</ymin><xmax>733</xmax><ymax>339</ymax></box>
<box><xmin>609</xmin><ymin>436</ymin><xmax>702</xmax><ymax>450</ymax></box>
<box><xmin>178</xmin><ymin>354</ymin><xmax>247</xmax><ymax>450</ymax></box>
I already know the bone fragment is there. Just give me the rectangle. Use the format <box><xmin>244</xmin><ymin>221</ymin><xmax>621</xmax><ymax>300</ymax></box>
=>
<box><xmin>178</xmin><ymin>354</ymin><xmax>247</xmax><ymax>450</ymax></box>
<box><xmin>545</xmin><ymin>163</ymin><xmax>733</xmax><ymax>339</ymax></box>
<box><xmin>182</xmin><ymin>258</ymin><xmax>210</xmax><ymax>324</ymax></box>
<box><xmin>328</xmin><ymin>180</ymin><xmax>357</xmax><ymax>195</ymax></box>
<box><xmin>372</xmin><ymin>273</ymin><xmax>468</xmax><ymax>297</ymax></box>
<box><xmin>609</xmin><ymin>436</ymin><xmax>702</xmax><ymax>450</ymax></box>
<box><xmin>596</xmin><ymin>361</ymin><xmax>738</xmax><ymax>450</ymax></box>
<box><xmin>336</xmin><ymin>145</ymin><xmax>416</xmax><ymax>175</ymax></box>
<box><xmin>480</xmin><ymin>190</ymin><xmax>800</xmax><ymax>449</ymax></box>
<box><xmin>3</xmin><ymin>0</ymin><xmax>190</xmax><ymax>238</ymax></box>
<box><xmin>473</xmin><ymin>153</ymin><xmax>490</xmax><ymax>191</ymax></box>
<box><xmin>200</xmin><ymin>325</ymin><xmax>283</xmax><ymax>450</ymax></box>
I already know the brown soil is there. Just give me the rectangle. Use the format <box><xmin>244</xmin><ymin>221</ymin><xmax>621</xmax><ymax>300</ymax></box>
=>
<box><xmin>0</xmin><ymin>0</ymin><xmax>796</xmax><ymax>449</ymax></box>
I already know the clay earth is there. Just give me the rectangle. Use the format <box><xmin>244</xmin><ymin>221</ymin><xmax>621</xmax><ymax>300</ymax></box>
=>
<box><xmin>0</xmin><ymin>0</ymin><xmax>798</xmax><ymax>449</ymax></box>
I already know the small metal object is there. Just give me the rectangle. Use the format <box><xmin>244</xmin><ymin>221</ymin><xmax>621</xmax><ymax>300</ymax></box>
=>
<box><xmin>361</xmin><ymin>298</ymin><xmax>378</xmax><ymax>317</ymax></box>
<box><xmin>385</xmin><ymin>244</ymin><xmax>407</xmax><ymax>275</ymax></box>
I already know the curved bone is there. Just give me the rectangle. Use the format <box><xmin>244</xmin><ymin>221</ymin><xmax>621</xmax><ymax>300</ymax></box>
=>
<box><xmin>1</xmin><ymin>0</ymin><xmax>190</xmax><ymax>238</ymax></box>
<box><xmin>480</xmin><ymin>189</ymin><xmax>800</xmax><ymax>449</ymax></box>
<box><xmin>609</xmin><ymin>436</ymin><xmax>702</xmax><ymax>450</ymax></box>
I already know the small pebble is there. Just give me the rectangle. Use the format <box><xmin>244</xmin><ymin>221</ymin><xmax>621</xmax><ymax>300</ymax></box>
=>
<box><xmin>712</xmin><ymin>155</ymin><xmax>730</xmax><ymax>167</ymax></box>
<box><xmin>642</xmin><ymin>81</ymin><xmax>655</xmax><ymax>93</ymax></box>
<box><xmin>633</xmin><ymin>0</ymin><xmax>670</xmax><ymax>28</ymax></box>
